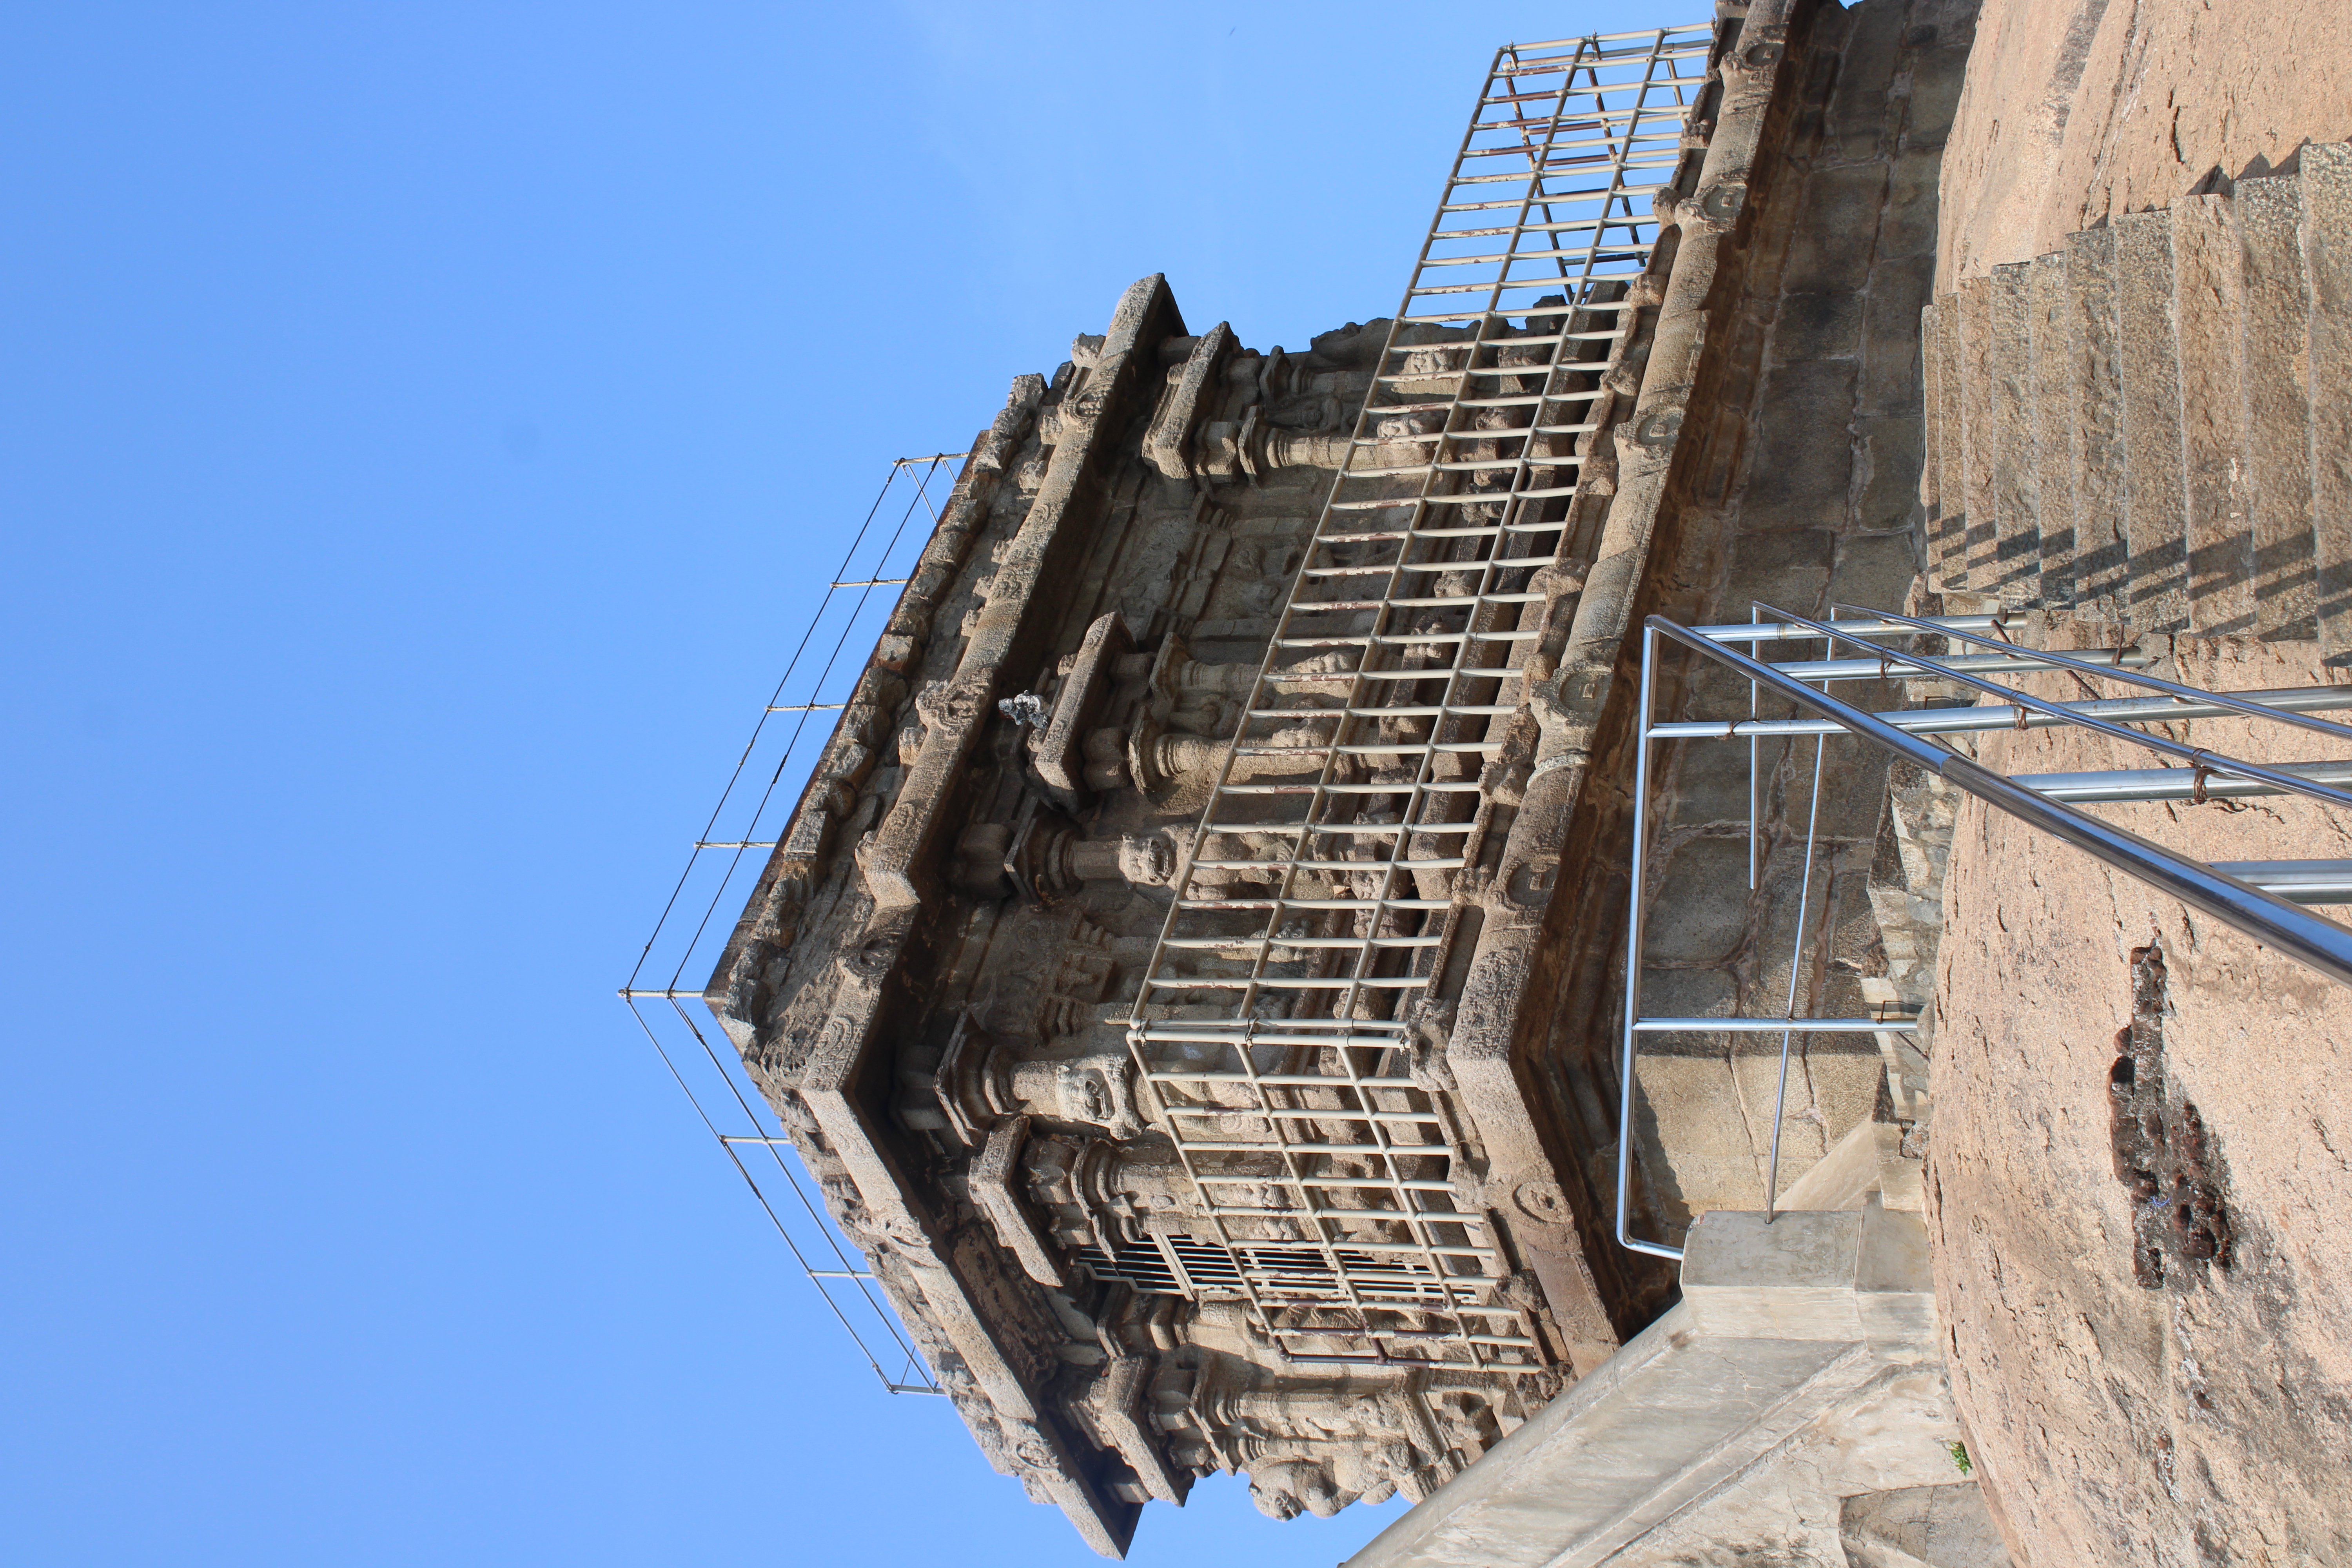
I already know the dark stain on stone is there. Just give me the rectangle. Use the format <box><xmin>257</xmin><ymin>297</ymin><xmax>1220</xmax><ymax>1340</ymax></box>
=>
<box><xmin>2107</xmin><ymin>943</ymin><xmax>2233</xmax><ymax>1287</ymax></box>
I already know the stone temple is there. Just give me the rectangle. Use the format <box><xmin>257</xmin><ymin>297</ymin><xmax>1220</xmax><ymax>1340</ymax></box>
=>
<box><xmin>649</xmin><ymin>0</ymin><xmax>2352</xmax><ymax>1561</ymax></box>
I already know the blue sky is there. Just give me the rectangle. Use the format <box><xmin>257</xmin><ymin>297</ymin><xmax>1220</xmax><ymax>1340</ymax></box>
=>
<box><xmin>2</xmin><ymin>4</ymin><xmax>1695</xmax><ymax>1563</ymax></box>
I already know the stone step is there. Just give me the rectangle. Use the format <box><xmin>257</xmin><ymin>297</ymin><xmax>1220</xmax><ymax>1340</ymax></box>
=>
<box><xmin>2115</xmin><ymin>207</ymin><xmax>2191</xmax><ymax>632</ymax></box>
<box><xmin>1988</xmin><ymin>261</ymin><xmax>2042</xmax><ymax>605</ymax></box>
<box><xmin>1952</xmin><ymin>273</ymin><xmax>1999</xmax><ymax>591</ymax></box>
<box><xmin>1918</xmin><ymin>303</ymin><xmax>1958</xmax><ymax>588</ymax></box>
<box><xmin>2065</xmin><ymin>223</ymin><xmax>2128</xmax><ymax>618</ymax></box>
<box><xmin>1924</xmin><ymin>145</ymin><xmax>2352</xmax><ymax>647</ymax></box>
<box><xmin>1928</xmin><ymin>299</ymin><xmax>1968</xmax><ymax>590</ymax></box>
<box><xmin>2235</xmin><ymin>162</ymin><xmax>2318</xmax><ymax>639</ymax></box>
<box><xmin>2175</xmin><ymin>193</ymin><xmax>2255</xmax><ymax>633</ymax></box>
<box><xmin>2306</xmin><ymin>142</ymin><xmax>2352</xmax><ymax>666</ymax></box>
<box><xmin>2029</xmin><ymin>251</ymin><xmax>2075</xmax><ymax>608</ymax></box>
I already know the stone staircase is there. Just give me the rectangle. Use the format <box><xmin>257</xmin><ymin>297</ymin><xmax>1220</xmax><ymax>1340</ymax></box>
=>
<box><xmin>1920</xmin><ymin>142</ymin><xmax>2352</xmax><ymax>655</ymax></box>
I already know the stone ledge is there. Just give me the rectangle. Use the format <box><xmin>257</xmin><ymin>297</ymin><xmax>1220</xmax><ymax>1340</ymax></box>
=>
<box><xmin>1345</xmin><ymin>1201</ymin><xmax>1994</xmax><ymax>1568</ymax></box>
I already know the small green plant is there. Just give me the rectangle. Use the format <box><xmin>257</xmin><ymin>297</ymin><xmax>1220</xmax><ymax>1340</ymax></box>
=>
<box><xmin>1946</xmin><ymin>1441</ymin><xmax>1973</xmax><ymax>1476</ymax></box>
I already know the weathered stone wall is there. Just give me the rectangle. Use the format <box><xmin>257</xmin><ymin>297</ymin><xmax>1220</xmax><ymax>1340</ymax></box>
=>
<box><xmin>703</xmin><ymin>278</ymin><xmax>1446</xmax><ymax>1553</ymax></box>
<box><xmin>1913</xmin><ymin>13</ymin><xmax>2352</xmax><ymax>1545</ymax></box>
<box><xmin>1529</xmin><ymin>0</ymin><xmax>1978</xmax><ymax>1251</ymax></box>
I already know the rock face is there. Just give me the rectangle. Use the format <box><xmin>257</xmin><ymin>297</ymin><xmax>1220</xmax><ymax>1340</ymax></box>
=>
<box><xmin>1912</xmin><ymin>11</ymin><xmax>2352</xmax><ymax>1554</ymax></box>
<box><xmin>1934</xmin><ymin>0</ymin><xmax>2352</xmax><ymax>291</ymax></box>
<box><xmin>1927</xmin><ymin>639</ymin><xmax>2352</xmax><ymax>1565</ymax></box>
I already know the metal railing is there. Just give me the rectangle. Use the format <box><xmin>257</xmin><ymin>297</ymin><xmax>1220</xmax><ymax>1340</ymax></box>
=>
<box><xmin>1127</xmin><ymin>22</ymin><xmax>1715</xmax><ymax>1365</ymax></box>
<box><xmin>619</xmin><ymin>454</ymin><xmax>967</xmax><ymax>1396</ymax></box>
<box><xmin>1616</xmin><ymin>604</ymin><xmax>2352</xmax><ymax>1259</ymax></box>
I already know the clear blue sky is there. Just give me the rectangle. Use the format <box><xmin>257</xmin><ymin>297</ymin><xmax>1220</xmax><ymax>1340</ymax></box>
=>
<box><xmin>2</xmin><ymin>4</ymin><xmax>1696</xmax><ymax>1564</ymax></box>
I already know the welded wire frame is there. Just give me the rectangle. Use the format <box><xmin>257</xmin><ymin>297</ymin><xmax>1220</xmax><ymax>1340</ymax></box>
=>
<box><xmin>620</xmin><ymin>455</ymin><xmax>966</xmax><ymax>1397</ymax></box>
<box><xmin>1127</xmin><ymin>25</ymin><xmax>1714</xmax><ymax>1368</ymax></box>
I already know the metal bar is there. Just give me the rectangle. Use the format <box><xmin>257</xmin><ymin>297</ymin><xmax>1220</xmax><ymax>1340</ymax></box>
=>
<box><xmin>1693</xmin><ymin>613</ymin><xmax>2005</xmax><ymax>642</ymax></box>
<box><xmin>1765</xmin><ymin>732</ymin><xmax>1828</xmax><ymax>1224</ymax></box>
<box><xmin>1617</xmin><ymin>625</ymin><xmax>1680</xmax><ymax>1260</ymax></box>
<box><xmin>1763</xmin><ymin>649</ymin><xmax>2152</xmax><ymax>682</ymax></box>
<box><xmin>1137</xmin><ymin>1029</ymin><xmax>1413</xmax><ymax>1050</ymax></box>
<box><xmin>1648</xmin><ymin>683</ymin><xmax>2352</xmax><ymax>739</ymax></box>
<box><xmin>1832</xmin><ymin>601</ymin><xmax>2352</xmax><ymax>746</ymax></box>
<box><xmin>1192</xmin><ymin>1175</ymin><xmax>1461</xmax><ymax>1192</ymax></box>
<box><xmin>2010</xmin><ymin>761</ymin><xmax>2352</xmax><ymax>802</ymax></box>
<box><xmin>1160</xmin><ymin>1107</ymin><xmax>1443</xmax><ymax>1125</ymax></box>
<box><xmin>1150</xmin><ymin>1071</ymin><xmax>1425</xmax><ymax>1089</ymax></box>
<box><xmin>1142</xmin><ymin>975</ymin><xmax>1433</xmax><ymax>991</ymax></box>
<box><xmin>1179</xmin><ymin>1142</ymin><xmax>1452</xmax><ymax>1155</ymax></box>
<box><xmin>1755</xmin><ymin>603</ymin><xmax>2352</xmax><ymax>811</ymax></box>
<box><xmin>1748</xmin><ymin>604</ymin><xmax>1759</xmax><ymax>889</ymax></box>
<box><xmin>1242</xmin><ymin>699</ymin><xmax>1524</xmax><ymax>715</ymax></box>
<box><xmin>2211</xmin><ymin>860</ymin><xmax>2352</xmax><ymax>904</ymax></box>
<box><xmin>1646</xmin><ymin>615</ymin><xmax>2352</xmax><ymax>988</ymax></box>
<box><xmin>1631</xmin><ymin>1017</ymin><xmax>1918</xmax><ymax>1033</ymax></box>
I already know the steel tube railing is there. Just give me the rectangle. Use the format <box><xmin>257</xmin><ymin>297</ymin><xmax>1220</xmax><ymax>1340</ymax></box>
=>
<box><xmin>1620</xmin><ymin>615</ymin><xmax>2352</xmax><ymax>1262</ymax></box>
<box><xmin>1836</xmin><ymin>601</ymin><xmax>2352</xmax><ymax>747</ymax></box>
<box><xmin>2010</xmin><ymin>761</ymin><xmax>2352</xmax><ymax>803</ymax></box>
<box><xmin>1616</xmin><ymin>625</ymin><xmax>1671</xmax><ymax>1259</ymax></box>
<box><xmin>1646</xmin><ymin>617</ymin><xmax>2352</xmax><ymax>984</ymax></box>
<box><xmin>1648</xmin><ymin>683</ymin><xmax>2352</xmax><ymax>739</ymax></box>
<box><xmin>2210</xmin><ymin>860</ymin><xmax>2352</xmax><ymax>904</ymax></box>
<box><xmin>1630</xmin><ymin>1017</ymin><xmax>1915</xmax><ymax>1032</ymax></box>
<box><xmin>1755</xmin><ymin>603</ymin><xmax>2352</xmax><ymax>811</ymax></box>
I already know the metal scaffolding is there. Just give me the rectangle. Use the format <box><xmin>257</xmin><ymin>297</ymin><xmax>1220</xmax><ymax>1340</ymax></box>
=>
<box><xmin>619</xmin><ymin>455</ymin><xmax>965</xmax><ymax>1397</ymax></box>
<box><xmin>1127</xmin><ymin>25</ymin><xmax>1715</xmax><ymax>1368</ymax></box>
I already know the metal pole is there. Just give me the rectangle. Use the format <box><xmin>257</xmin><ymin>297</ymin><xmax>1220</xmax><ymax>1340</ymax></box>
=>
<box><xmin>1765</xmin><ymin>731</ymin><xmax>1827</xmax><ymax>1223</ymax></box>
<box><xmin>1832</xmin><ymin>601</ymin><xmax>2352</xmax><ymax>746</ymax></box>
<box><xmin>1644</xmin><ymin>616</ymin><xmax>2352</xmax><ymax>992</ymax></box>
<box><xmin>1618</xmin><ymin>625</ymin><xmax>1683</xmax><ymax>1260</ymax></box>
<box><xmin>1645</xmin><ymin>681</ymin><xmax>2352</xmax><ymax>739</ymax></box>
<box><xmin>1753</xmin><ymin>603</ymin><xmax>2352</xmax><ymax>809</ymax></box>
<box><xmin>1748</xmin><ymin>604</ymin><xmax>1759</xmax><ymax>889</ymax></box>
